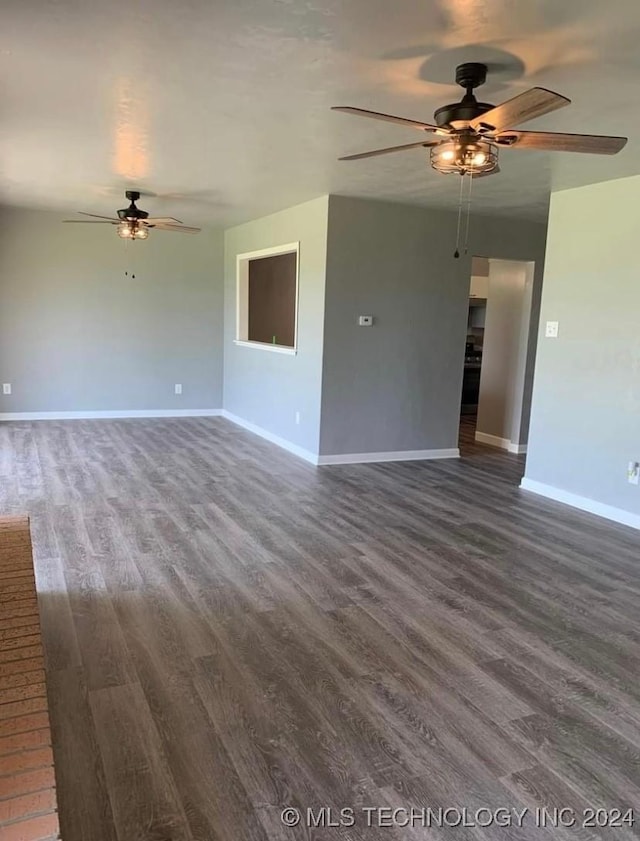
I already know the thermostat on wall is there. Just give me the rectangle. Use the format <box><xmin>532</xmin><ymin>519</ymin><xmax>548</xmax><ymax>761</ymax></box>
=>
<box><xmin>358</xmin><ymin>315</ymin><xmax>373</xmax><ymax>326</ymax></box>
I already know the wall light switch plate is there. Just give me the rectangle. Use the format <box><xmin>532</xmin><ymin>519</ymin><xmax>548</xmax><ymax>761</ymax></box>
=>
<box><xmin>545</xmin><ymin>321</ymin><xmax>559</xmax><ymax>338</ymax></box>
<box><xmin>2</xmin><ymin>383</ymin><xmax>11</xmax><ymax>395</ymax></box>
<box><xmin>295</xmin><ymin>411</ymin><xmax>300</xmax><ymax>425</ymax></box>
<box><xmin>174</xmin><ymin>384</ymin><xmax>182</xmax><ymax>395</ymax></box>
<box><xmin>628</xmin><ymin>461</ymin><xmax>640</xmax><ymax>486</ymax></box>
<box><xmin>358</xmin><ymin>315</ymin><xmax>373</xmax><ymax>327</ymax></box>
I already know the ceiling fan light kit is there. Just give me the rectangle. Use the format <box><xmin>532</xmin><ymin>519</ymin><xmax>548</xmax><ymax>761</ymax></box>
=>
<box><xmin>430</xmin><ymin>136</ymin><xmax>498</xmax><ymax>176</ymax></box>
<box><xmin>117</xmin><ymin>221</ymin><xmax>149</xmax><ymax>240</ymax></box>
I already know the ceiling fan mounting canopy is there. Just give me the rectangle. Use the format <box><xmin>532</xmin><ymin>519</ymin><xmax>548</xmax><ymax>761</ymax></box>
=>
<box><xmin>455</xmin><ymin>62</ymin><xmax>487</xmax><ymax>90</ymax></box>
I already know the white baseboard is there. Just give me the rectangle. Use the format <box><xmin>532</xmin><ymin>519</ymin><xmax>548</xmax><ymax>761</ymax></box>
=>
<box><xmin>475</xmin><ymin>431</ymin><xmax>527</xmax><ymax>455</ymax></box>
<box><xmin>220</xmin><ymin>411</ymin><xmax>319</xmax><ymax>464</ymax></box>
<box><xmin>317</xmin><ymin>448</ymin><xmax>460</xmax><ymax>465</ymax></box>
<box><xmin>520</xmin><ymin>478</ymin><xmax>640</xmax><ymax>531</ymax></box>
<box><xmin>221</xmin><ymin>412</ymin><xmax>460</xmax><ymax>467</ymax></box>
<box><xmin>0</xmin><ymin>409</ymin><xmax>222</xmax><ymax>421</ymax></box>
<box><xmin>475</xmin><ymin>431</ymin><xmax>510</xmax><ymax>449</ymax></box>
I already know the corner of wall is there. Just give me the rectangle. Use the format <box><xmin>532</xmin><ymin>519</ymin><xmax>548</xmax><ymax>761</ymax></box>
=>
<box><xmin>221</xmin><ymin>196</ymin><xmax>330</xmax><ymax>457</ymax></box>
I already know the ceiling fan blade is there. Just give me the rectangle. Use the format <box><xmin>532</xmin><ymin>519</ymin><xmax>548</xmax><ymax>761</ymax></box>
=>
<box><xmin>77</xmin><ymin>212</ymin><xmax>120</xmax><ymax>221</ymax></box>
<box><xmin>63</xmin><ymin>220</ymin><xmax>117</xmax><ymax>224</ymax></box>
<box><xmin>494</xmin><ymin>130</ymin><xmax>628</xmax><ymax>155</ymax></box>
<box><xmin>144</xmin><ymin>216</ymin><xmax>183</xmax><ymax>225</ymax></box>
<box><xmin>470</xmin><ymin>87</ymin><xmax>570</xmax><ymax>134</ymax></box>
<box><xmin>339</xmin><ymin>140</ymin><xmax>439</xmax><ymax>161</ymax></box>
<box><xmin>152</xmin><ymin>224</ymin><xmax>201</xmax><ymax>233</ymax></box>
<box><xmin>332</xmin><ymin>106</ymin><xmax>445</xmax><ymax>133</ymax></box>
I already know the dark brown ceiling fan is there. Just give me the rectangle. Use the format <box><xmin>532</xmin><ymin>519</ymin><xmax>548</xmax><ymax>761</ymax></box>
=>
<box><xmin>63</xmin><ymin>191</ymin><xmax>201</xmax><ymax>240</ymax></box>
<box><xmin>332</xmin><ymin>63</ymin><xmax>627</xmax><ymax>176</ymax></box>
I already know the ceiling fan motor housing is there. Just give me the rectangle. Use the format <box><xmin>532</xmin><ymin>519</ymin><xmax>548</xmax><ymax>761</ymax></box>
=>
<box><xmin>433</xmin><ymin>61</ymin><xmax>494</xmax><ymax>128</ymax></box>
<box><xmin>435</xmin><ymin>62</ymin><xmax>495</xmax><ymax>128</ymax></box>
<box><xmin>118</xmin><ymin>190</ymin><xmax>149</xmax><ymax>221</ymax></box>
<box><xmin>434</xmin><ymin>99</ymin><xmax>494</xmax><ymax>128</ymax></box>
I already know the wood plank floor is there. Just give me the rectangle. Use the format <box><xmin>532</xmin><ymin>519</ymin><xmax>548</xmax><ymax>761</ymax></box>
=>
<box><xmin>1</xmin><ymin>417</ymin><xmax>640</xmax><ymax>841</ymax></box>
<box><xmin>458</xmin><ymin>413</ymin><xmax>481</xmax><ymax>454</ymax></box>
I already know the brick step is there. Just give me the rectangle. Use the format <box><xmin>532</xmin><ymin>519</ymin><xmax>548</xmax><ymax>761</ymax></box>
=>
<box><xmin>0</xmin><ymin>517</ymin><xmax>59</xmax><ymax>841</ymax></box>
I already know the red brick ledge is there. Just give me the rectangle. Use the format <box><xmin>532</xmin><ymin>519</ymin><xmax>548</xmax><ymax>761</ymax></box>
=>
<box><xmin>0</xmin><ymin>517</ymin><xmax>60</xmax><ymax>841</ymax></box>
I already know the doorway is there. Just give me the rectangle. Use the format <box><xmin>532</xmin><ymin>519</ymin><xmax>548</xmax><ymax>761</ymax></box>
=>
<box><xmin>459</xmin><ymin>257</ymin><xmax>536</xmax><ymax>458</ymax></box>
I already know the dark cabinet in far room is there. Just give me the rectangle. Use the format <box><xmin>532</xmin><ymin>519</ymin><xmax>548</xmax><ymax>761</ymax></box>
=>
<box><xmin>462</xmin><ymin>299</ymin><xmax>486</xmax><ymax>414</ymax></box>
<box><xmin>461</xmin><ymin>361</ymin><xmax>482</xmax><ymax>414</ymax></box>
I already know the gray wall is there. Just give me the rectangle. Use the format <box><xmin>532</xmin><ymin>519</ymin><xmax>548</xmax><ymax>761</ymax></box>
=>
<box><xmin>0</xmin><ymin>207</ymin><xmax>224</xmax><ymax>413</ymax></box>
<box><xmin>223</xmin><ymin>196</ymin><xmax>329</xmax><ymax>454</ymax></box>
<box><xmin>319</xmin><ymin>196</ymin><xmax>548</xmax><ymax>456</ymax></box>
<box><xmin>525</xmin><ymin>176</ymin><xmax>640</xmax><ymax>517</ymax></box>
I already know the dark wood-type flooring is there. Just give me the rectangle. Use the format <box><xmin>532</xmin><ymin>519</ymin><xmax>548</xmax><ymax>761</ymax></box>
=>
<box><xmin>1</xmin><ymin>417</ymin><xmax>639</xmax><ymax>840</ymax></box>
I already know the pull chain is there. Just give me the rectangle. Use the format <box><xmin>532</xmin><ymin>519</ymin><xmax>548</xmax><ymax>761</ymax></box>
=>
<box><xmin>123</xmin><ymin>239</ymin><xmax>138</xmax><ymax>280</ymax></box>
<box><xmin>463</xmin><ymin>170</ymin><xmax>474</xmax><ymax>256</ymax></box>
<box><xmin>453</xmin><ymin>172</ymin><xmax>465</xmax><ymax>259</ymax></box>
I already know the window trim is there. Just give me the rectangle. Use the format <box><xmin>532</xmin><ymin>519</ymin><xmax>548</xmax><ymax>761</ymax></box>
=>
<box><xmin>232</xmin><ymin>340</ymin><xmax>297</xmax><ymax>356</ymax></box>
<box><xmin>235</xmin><ymin>242</ymin><xmax>300</xmax><ymax>354</ymax></box>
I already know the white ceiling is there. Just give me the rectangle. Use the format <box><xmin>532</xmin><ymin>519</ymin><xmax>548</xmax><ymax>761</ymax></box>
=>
<box><xmin>3</xmin><ymin>0</ymin><xmax>640</xmax><ymax>227</ymax></box>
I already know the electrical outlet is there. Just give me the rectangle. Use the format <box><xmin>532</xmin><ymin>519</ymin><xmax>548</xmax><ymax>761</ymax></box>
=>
<box><xmin>628</xmin><ymin>461</ymin><xmax>640</xmax><ymax>486</ymax></box>
<box><xmin>2</xmin><ymin>383</ymin><xmax>11</xmax><ymax>395</ymax></box>
<box><xmin>295</xmin><ymin>411</ymin><xmax>300</xmax><ymax>425</ymax></box>
<box><xmin>174</xmin><ymin>383</ymin><xmax>182</xmax><ymax>395</ymax></box>
<box><xmin>545</xmin><ymin>321</ymin><xmax>559</xmax><ymax>338</ymax></box>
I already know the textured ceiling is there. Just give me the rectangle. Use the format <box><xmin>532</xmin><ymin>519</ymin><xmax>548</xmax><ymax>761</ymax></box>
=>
<box><xmin>2</xmin><ymin>0</ymin><xmax>640</xmax><ymax>227</ymax></box>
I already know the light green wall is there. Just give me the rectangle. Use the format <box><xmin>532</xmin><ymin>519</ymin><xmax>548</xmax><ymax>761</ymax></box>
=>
<box><xmin>525</xmin><ymin>175</ymin><xmax>640</xmax><ymax>521</ymax></box>
<box><xmin>0</xmin><ymin>207</ymin><xmax>224</xmax><ymax>413</ymax></box>
<box><xmin>223</xmin><ymin>196</ymin><xmax>329</xmax><ymax>455</ymax></box>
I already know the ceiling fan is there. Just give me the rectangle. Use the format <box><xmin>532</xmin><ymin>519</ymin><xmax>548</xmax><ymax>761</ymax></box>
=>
<box><xmin>63</xmin><ymin>191</ymin><xmax>201</xmax><ymax>240</ymax></box>
<box><xmin>332</xmin><ymin>62</ymin><xmax>627</xmax><ymax>176</ymax></box>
